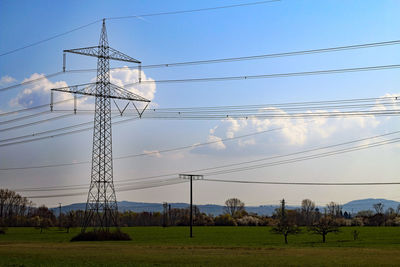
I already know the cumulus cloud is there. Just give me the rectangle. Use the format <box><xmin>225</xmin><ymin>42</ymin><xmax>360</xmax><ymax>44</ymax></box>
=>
<box><xmin>205</xmin><ymin>126</ymin><xmax>226</xmax><ymax>150</ymax></box>
<box><xmin>0</xmin><ymin>75</ymin><xmax>16</xmax><ymax>86</ymax></box>
<box><xmin>9</xmin><ymin>73</ymin><xmax>69</xmax><ymax>108</ymax></box>
<box><xmin>143</xmin><ymin>150</ymin><xmax>162</xmax><ymax>158</ymax></box>
<box><xmin>203</xmin><ymin>94</ymin><xmax>398</xmax><ymax>151</ymax></box>
<box><xmin>238</xmin><ymin>138</ymin><xmax>256</xmax><ymax>147</ymax></box>
<box><xmin>226</xmin><ymin>118</ymin><xmax>248</xmax><ymax>138</ymax></box>
<box><xmin>207</xmin><ymin>134</ymin><xmax>226</xmax><ymax>150</ymax></box>
<box><xmin>9</xmin><ymin>67</ymin><xmax>158</xmax><ymax>111</ymax></box>
<box><xmin>110</xmin><ymin>66</ymin><xmax>156</xmax><ymax>102</ymax></box>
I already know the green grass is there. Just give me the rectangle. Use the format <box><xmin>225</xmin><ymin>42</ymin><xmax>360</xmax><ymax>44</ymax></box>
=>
<box><xmin>1</xmin><ymin>227</ymin><xmax>400</xmax><ymax>266</ymax></box>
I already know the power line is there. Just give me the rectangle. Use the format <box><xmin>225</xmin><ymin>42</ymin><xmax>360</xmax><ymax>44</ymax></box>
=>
<box><xmin>202</xmin><ymin>178</ymin><xmax>400</xmax><ymax>186</ymax></box>
<box><xmin>0</xmin><ymin>72</ymin><xmax>65</xmax><ymax>93</ymax></box>
<box><xmin>130</xmin><ymin>64</ymin><xmax>400</xmax><ymax>85</ymax></box>
<box><xmin>117</xmin><ymin>133</ymin><xmax>399</xmax><ymax>181</ymax></box>
<box><xmin>7</xmin><ymin>130</ymin><xmax>400</xmax><ymax>191</ymax></box>
<box><xmin>0</xmin><ymin>96</ymin><xmax>84</xmax><ymax>117</ymax></box>
<box><xmin>15</xmin><ymin>177</ymin><xmax>182</xmax><ymax>192</ymax></box>
<box><xmin>0</xmin><ymin>110</ymin><xmax>51</xmax><ymax>125</ymax></box>
<box><xmin>186</xmin><ymin>130</ymin><xmax>400</xmax><ymax>175</ymax></box>
<box><xmin>0</xmin><ymin>21</ymin><xmax>102</xmax><ymax>57</ymax></box>
<box><xmin>106</xmin><ymin>0</ymin><xmax>280</xmax><ymax>20</ymax></box>
<box><xmin>200</xmin><ymin>137</ymin><xmax>400</xmax><ymax>176</ymax></box>
<box><xmin>0</xmin><ymin>114</ymin><xmax>76</xmax><ymax>133</ymax></box>
<box><xmin>2</xmin><ymin>109</ymin><xmax>400</xmax><ymax>147</ymax></box>
<box><xmin>24</xmin><ymin>178</ymin><xmax>186</xmax><ymax>198</ymax></box>
<box><xmin>2</xmin><ymin>95</ymin><xmax>397</xmax><ymax>118</ymax></box>
<box><xmin>107</xmin><ymin>40</ymin><xmax>400</xmax><ymax>70</ymax></box>
<box><xmin>3</xmin><ymin>94</ymin><xmax>398</xmax><ymax>124</ymax></box>
<box><xmin>3</xmin><ymin>38</ymin><xmax>400</xmax><ymax>94</ymax></box>
<box><xmin>1</xmin><ymin>103</ymin><xmax>399</xmax><ymax>147</ymax></box>
<box><xmin>0</xmin><ymin>126</ymin><xmax>283</xmax><ymax>170</ymax></box>
<box><xmin>2</xmin><ymin>98</ymin><xmax>398</xmax><ymax>132</ymax></box>
<box><xmin>13</xmin><ymin>174</ymin><xmax>180</xmax><ymax>191</ymax></box>
<box><xmin>0</xmin><ymin>116</ymin><xmax>139</xmax><ymax>147</ymax></box>
<box><xmin>0</xmin><ymin>1</ymin><xmax>280</xmax><ymax>57</ymax></box>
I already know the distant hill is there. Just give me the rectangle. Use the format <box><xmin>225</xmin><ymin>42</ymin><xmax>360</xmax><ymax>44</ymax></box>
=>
<box><xmin>342</xmin><ymin>198</ymin><xmax>400</xmax><ymax>214</ymax></box>
<box><xmin>52</xmin><ymin>198</ymin><xmax>400</xmax><ymax>216</ymax></box>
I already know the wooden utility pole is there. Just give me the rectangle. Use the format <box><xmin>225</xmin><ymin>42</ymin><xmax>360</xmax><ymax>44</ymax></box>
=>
<box><xmin>179</xmin><ymin>174</ymin><xmax>203</xmax><ymax>238</ymax></box>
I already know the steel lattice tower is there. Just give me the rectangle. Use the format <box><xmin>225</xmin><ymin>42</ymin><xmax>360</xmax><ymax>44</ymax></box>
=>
<box><xmin>51</xmin><ymin>19</ymin><xmax>150</xmax><ymax>232</ymax></box>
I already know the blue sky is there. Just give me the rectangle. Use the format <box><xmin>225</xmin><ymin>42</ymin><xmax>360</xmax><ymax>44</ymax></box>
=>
<box><xmin>1</xmin><ymin>0</ymin><xmax>400</xmax><ymax>208</ymax></box>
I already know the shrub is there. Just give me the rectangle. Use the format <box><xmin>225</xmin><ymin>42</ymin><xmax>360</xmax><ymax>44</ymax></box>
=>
<box><xmin>214</xmin><ymin>214</ymin><xmax>237</xmax><ymax>226</ymax></box>
<box><xmin>393</xmin><ymin>217</ymin><xmax>400</xmax><ymax>226</ymax></box>
<box><xmin>351</xmin><ymin>217</ymin><xmax>364</xmax><ymax>226</ymax></box>
<box><xmin>237</xmin><ymin>216</ymin><xmax>260</xmax><ymax>226</ymax></box>
<box><xmin>71</xmin><ymin>229</ymin><xmax>131</xmax><ymax>242</ymax></box>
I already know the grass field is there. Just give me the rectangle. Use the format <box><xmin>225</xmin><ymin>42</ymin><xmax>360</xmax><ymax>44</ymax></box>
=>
<box><xmin>1</xmin><ymin>226</ymin><xmax>400</xmax><ymax>266</ymax></box>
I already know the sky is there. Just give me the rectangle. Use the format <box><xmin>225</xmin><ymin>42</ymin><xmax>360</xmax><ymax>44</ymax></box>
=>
<box><xmin>1</xmin><ymin>0</ymin><xmax>400</xmax><ymax>209</ymax></box>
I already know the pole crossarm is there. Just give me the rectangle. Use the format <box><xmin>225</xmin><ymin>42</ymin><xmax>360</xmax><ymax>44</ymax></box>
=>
<box><xmin>51</xmin><ymin>82</ymin><xmax>150</xmax><ymax>102</ymax></box>
<box><xmin>64</xmin><ymin>46</ymin><xmax>141</xmax><ymax>63</ymax></box>
<box><xmin>179</xmin><ymin>174</ymin><xmax>204</xmax><ymax>180</ymax></box>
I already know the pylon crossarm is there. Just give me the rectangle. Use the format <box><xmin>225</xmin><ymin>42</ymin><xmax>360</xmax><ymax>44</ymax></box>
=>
<box><xmin>64</xmin><ymin>46</ymin><xmax>141</xmax><ymax>63</ymax></box>
<box><xmin>64</xmin><ymin>46</ymin><xmax>99</xmax><ymax>59</ymax></box>
<box><xmin>108</xmin><ymin>47</ymin><xmax>141</xmax><ymax>63</ymax></box>
<box><xmin>109</xmin><ymin>83</ymin><xmax>150</xmax><ymax>102</ymax></box>
<box><xmin>51</xmin><ymin>82</ymin><xmax>150</xmax><ymax>102</ymax></box>
<box><xmin>51</xmin><ymin>82</ymin><xmax>96</xmax><ymax>94</ymax></box>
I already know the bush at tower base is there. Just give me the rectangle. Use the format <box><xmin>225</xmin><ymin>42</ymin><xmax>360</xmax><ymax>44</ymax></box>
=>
<box><xmin>70</xmin><ymin>229</ymin><xmax>131</xmax><ymax>241</ymax></box>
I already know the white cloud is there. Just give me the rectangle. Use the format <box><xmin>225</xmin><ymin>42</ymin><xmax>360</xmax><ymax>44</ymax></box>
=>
<box><xmin>226</xmin><ymin>118</ymin><xmax>248</xmax><ymax>138</ymax></box>
<box><xmin>0</xmin><ymin>75</ymin><xmax>16</xmax><ymax>86</ymax></box>
<box><xmin>238</xmin><ymin>138</ymin><xmax>256</xmax><ymax>147</ymax></box>
<box><xmin>203</xmin><ymin>94</ymin><xmax>397</xmax><ymax>150</ymax></box>
<box><xmin>207</xmin><ymin>134</ymin><xmax>226</xmax><ymax>150</ymax></box>
<box><xmin>8</xmin><ymin>67</ymin><xmax>158</xmax><ymax>111</ymax></box>
<box><xmin>9</xmin><ymin>73</ymin><xmax>69</xmax><ymax>108</ymax></box>
<box><xmin>110</xmin><ymin>66</ymin><xmax>156</xmax><ymax>102</ymax></box>
<box><xmin>143</xmin><ymin>150</ymin><xmax>162</xmax><ymax>158</ymax></box>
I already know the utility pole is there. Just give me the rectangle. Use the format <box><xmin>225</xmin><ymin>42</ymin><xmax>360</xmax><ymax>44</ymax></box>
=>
<box><xmin>51</xmin><ymin>19</ymin><xmax>150</xmax><ymax>232</ymax></box>
<box><xmin>58</xmin><ymin>203</ymin><xmax>62</xmax><ymax>227</ymax></box>
<box><xmin>162</xmin><ymin>202</ymin><xmax>168</xmax><ymax>227</ymax></box>
<box><xmin>179</xmin><ymin>174</ymin><xmax>203</xmax><ymax>238</ymax></box>
<box><xmin>168</xmin><ymin>204</ymin><xmax>171</xmax><ymax>225</ymax></box>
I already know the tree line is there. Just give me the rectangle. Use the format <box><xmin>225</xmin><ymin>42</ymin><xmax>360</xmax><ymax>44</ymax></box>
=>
<box><xmin>1</xmin><ymin>189</ymin><xmax>400</xmax><ymax>234</ymax></box>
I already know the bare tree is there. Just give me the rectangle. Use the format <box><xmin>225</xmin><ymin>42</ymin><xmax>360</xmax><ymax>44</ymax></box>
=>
<box><xmin>373</xmin><ymin>203</ymin><xmax>384</xmax><ymax>214</ymax></box>
<box><xmin>224</xmin><ymin>198</ymin><xmax>245</xmax><ymax>218</ymax></box>
<box><xmin>301</xmin><ymin>199</ymin><xmax>315</xmax><ymax>226</ymax></box>
<box><xmin>308</xmin><ymin>216</ymin><xmax>339</xmax><ymax>243</ymax></box>
<box><xmin>0</xmin><ymin>189</ymin><xmax>30</xmax><ymax>225</ymax></box>
<box><xmin>271</xmin><ymin>199</ymin><xmax>301</xmax><ymax>244</ymax></box>
<box><xmin>326</xmin><ymin>202</ymin><xmax>342</xmax><ymax>218</ymax></box>
<box><xmin>63</xmin><ymin>211</ymin><xmax>78</xmax><ymax>233</ymax></box>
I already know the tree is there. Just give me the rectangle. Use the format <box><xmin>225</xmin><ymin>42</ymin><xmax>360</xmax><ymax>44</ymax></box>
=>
<box><xmin>39</xmin><ymin>218</ymin><xmax>52</xmax><ymax>233</ymax></box>
<box><xmin>301</xmin><ymin>199</ymin><xmax>315</xmax><ymax>226</ymax></box>
<box><xmin>271</xmin><ymin>199</ymin><xmax>301</xmax><ymax>244</ymax></box>
<box><xmin>224</xmin><ymin>198</ymin><xmax>245</xmax><ymax>218</ymax></box>
<box><xmin>63</xmin><ymin>211</ymin><xmax>78</xmax><ymax>233</ymax></box>
<box><xmin>326</xmin><ymin>202</ymin><xmax>342</xmax><ymax>218</ymax></box>
<box><xmin>308</xmin><ymin>216</ymin><xmax>339</xmax><ymax>243</ymax></box>
<box><xmin>373</xmin><ymin>203</ymin><xmax>384</xmax><ymax>214</ymax></box>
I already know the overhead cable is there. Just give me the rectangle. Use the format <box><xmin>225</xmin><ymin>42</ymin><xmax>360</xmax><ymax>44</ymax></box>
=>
<box><xmin>202</xmin><ymin>178</ymin><xmax>400</xmax><ymax>186</ymax></box>
<box><xmin>130</xmin><ymin>64</ymin><xmax>400</xmax><ymax>85</ymax></box>
<box><xmin>0</xmin><ymin>0</ymin><xmax>280</xmax><ymax>57</ymax></box>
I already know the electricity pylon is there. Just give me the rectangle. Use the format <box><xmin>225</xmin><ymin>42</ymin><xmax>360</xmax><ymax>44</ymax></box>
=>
<box><xmin>51</xmin><ymin>19</ymin><xmax>150</xmax><ymax>232</ymax></box>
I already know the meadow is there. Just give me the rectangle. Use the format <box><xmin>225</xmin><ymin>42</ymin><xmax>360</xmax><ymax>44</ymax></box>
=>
<box><xmin>1</xmin><ymin>226</ymin><xmax>400</xmax><ymax>266</ymax></box>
